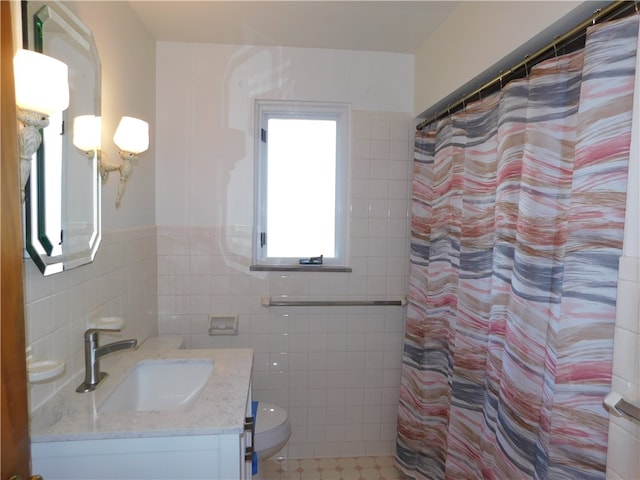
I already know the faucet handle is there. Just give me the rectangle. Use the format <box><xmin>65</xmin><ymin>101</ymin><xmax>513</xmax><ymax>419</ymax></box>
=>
<box><xmin>84</xmin><ymin>327</ymin><xmax>122</xmax><ymax>341</ymax></box>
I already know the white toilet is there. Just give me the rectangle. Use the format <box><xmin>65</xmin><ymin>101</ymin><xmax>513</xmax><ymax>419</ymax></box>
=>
<box><xmin>254</xmin><ymin>402</ymin><xmax>291</xmax><ymax>460</ymax></box>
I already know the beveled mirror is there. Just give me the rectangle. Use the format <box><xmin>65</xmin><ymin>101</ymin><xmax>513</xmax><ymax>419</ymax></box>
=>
<box><xmin>22</xmin><ymin>1</ymin><xmax>102</xmax><ymax>275</ymax></box>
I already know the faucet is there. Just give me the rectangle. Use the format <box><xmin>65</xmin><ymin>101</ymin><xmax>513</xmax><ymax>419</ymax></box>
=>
<box><xmin>76</xmin><ymin>328</ymin><xmax>137</xmax><ymax>393</ymax></box>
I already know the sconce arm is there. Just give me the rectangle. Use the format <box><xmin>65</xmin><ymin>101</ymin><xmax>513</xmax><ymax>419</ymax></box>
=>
<box><xmin>98</xmin><ymin>151</ymin><xmax>120</xmax><ymax>182</ymax></box>
<box><xmin>115</xmin><ymin>151</ymin><xmax>136</xmax><ymax>208</ymax></box>
<box><xmin>97</xmin><ymin>150</ymin><xmax>137</xmax><ymax>208</ymax></box>
<box><xmin>17</xmin><ymin>108</ymin><xmax>50</xmax><ymax>202</ymax></box>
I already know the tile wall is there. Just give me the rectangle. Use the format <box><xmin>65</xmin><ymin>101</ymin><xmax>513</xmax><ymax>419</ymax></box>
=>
<box><xmin>24</xmin><ymin>227</ymin><xmax>158</xmax><ymax>411</ymax></box>
<box><xmin>157</xmin><ymin>111</ymin><xmax>414</xmax><ymax>458</ymax></box>
<box><xmin>606</xmin><ymin>256</ymin><xmax>640</xmax><ymax>479</ymax></box>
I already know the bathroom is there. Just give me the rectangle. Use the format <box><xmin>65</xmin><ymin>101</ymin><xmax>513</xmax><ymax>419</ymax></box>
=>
<box><xmin>4</xmin><ymin>1</ymin><xmax>640</xmax><ymax>479</ymax></box>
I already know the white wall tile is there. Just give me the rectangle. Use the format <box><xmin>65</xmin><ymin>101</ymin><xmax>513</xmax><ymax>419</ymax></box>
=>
<box><xmin>618</xmin><ymin>256</ymin><xmax>640</xmax><ymax>282</ymax></box>
<box><xmin>26</xmin><ymin>228</ymin><xmax>158</xmax><ymax>412</ymax></box>
<box><xmin>607</xmin><ymin>422</ymin><xmax>640</xmax><ymax>480</ymax></box>
<box><xmin>370</xmin><ymin>180</ymin><xmax>391</xmax><ymax>199</ymax></box>
<box><xmin>353</xmin><ymin>116</ymin><xmax>372</xmax><ymax>140</ymax></box>
<box><xmin>607</xmin><ymin>255</ymin><xmax>640</xmax><ymax>478</ymax></box>
<box><xmin>371</xmin><ymin>119</ymin><xmax>391</xmax><ymax>140</ymax></box>
<box><xmin>353</xmin><ymin>140</ymin><xmax>372</xmax><ymax>162</ymax></box>
<box><xmin>154</xmin><ymin>111</ymin><xmax>411</xmax><ymax>457</ymax></box>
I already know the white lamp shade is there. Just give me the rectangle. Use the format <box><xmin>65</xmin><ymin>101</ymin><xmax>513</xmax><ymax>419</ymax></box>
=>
<box><xmin>73</xmin><ymin>115</ymin><xmax>102</xmax><ymax>152</ymax></box>
<box><xmin>113</xmin><ymin>116</ymin><xmax>149</xmax><ymax>154</ymax></box>
<box><xmin>14</xmin><ymin>49</ymin><xmax>69</xmax><ymax>115</ymax></box>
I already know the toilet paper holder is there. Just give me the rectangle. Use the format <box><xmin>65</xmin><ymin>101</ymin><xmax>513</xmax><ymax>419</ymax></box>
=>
<box><xmin>208</xmin><ymin>315</ymin><xmax>239</xmax><ymax>335</ymax></box>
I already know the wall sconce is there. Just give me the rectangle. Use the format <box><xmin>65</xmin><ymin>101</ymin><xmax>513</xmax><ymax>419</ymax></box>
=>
<box><xmin>100</xmin><ymin>116</ymin><xmax>149</xmax><ymax>207</ymax></box>
<box><xmin>72</xmin><ymin>115</ymin><xmax>102</xmax><ymax>155</ymax></box>
<box><xmin>14</xmin><ymin>49</ymin><xmax>69</xmax><ymax>202</ymax></box>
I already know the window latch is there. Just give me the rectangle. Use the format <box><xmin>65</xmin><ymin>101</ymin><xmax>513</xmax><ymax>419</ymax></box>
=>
<box><xmin>299</xmin><ymin>255</ymin><xmax>323</xmax><ymax>265</ymax></box>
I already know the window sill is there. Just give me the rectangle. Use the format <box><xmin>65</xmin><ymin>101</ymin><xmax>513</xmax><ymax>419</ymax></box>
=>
<box><xmin>250</xmin><ymin>265</ymin><xmax>352</xmax><ymax>273</ymax></box>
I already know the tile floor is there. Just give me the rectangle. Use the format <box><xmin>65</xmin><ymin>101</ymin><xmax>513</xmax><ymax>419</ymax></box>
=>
<box><xmin>258</xmin><ymin>456</ymin><xmax>404</xmax><ymax>480</ymax></box>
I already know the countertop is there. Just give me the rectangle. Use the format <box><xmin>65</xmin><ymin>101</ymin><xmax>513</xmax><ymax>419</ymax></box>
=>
<box><xmin>30</xmin><ymin>338</ymin><xmax>254</xmax><ymax>442</ymax></box>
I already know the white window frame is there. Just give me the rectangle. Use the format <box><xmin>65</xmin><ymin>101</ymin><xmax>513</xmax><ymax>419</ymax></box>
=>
<box><xmin>252</xmin><ymin>99</ymin><xmax>350</xmax><ymax>269</ymax></box>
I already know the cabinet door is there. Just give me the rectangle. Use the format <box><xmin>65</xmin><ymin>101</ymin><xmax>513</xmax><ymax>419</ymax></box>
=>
<box><xmin>218</xmin><ymin>434</ymin><xmax>243</xmax><ymax>479</ymax></box>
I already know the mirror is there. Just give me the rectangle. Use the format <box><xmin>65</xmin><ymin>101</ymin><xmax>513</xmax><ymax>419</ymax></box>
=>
<box><xmin>22</xmin><ymin>1</ymin><xmax>101</xmax><ymax>275</ymax></box>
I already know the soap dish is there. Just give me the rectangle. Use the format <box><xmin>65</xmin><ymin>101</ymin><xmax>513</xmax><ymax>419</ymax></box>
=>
<box><xmin>89</xmin><ymin>316</ymin><xmax>125</xmax><ymax>331</ymax></box>
<box><xmin>27</xmin><ymin>358</ymin><xmax>65</xmax><ymax>383</ymax></box>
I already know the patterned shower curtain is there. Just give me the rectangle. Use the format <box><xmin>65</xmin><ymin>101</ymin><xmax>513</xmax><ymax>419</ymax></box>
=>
<box><xmin>397</xmin><ymin>16</ymin><xmax>639</xmax><ymax>480</ymax></box>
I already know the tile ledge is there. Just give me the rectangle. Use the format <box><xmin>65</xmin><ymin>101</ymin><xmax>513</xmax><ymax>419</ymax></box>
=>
<box><xmin>250</xmin><ymin>265</ymin><xmax>352</xmax><ymax>273</ymax></box>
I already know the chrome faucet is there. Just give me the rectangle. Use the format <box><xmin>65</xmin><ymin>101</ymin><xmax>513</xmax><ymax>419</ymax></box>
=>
<box><xmin>76</xmin><ymin>328</ymin><xmax>137</xmax><ymax>393</ymax></box>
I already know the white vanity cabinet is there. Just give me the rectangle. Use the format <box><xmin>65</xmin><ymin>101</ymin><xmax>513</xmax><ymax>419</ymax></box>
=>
<box><xmin>33</xmin><ymin>411</ymin><xmax>254</xmax><ymax>480</ymax></box>
<box><xmin>30</xmin><ymin>347</ymin><xmax>254</xmax><ymax>480</ymax></box>
<box><xmin>32</xmin><ymin>433</ymin><xmax>247</xmax><ymax>480</ymax></box>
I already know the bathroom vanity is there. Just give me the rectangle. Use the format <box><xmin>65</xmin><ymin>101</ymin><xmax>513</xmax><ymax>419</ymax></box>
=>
<box><xmin>30</xmin><ymin>340</ymin><xmax>254</xmax><ymax>480</ymax></box>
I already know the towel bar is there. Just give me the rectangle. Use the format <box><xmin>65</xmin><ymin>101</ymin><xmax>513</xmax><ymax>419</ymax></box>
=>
<box><xmin>261</xmin><ymin>295</ymin><xmax>406</xmax><ymax>307</ymax></box>
<box><xmin>605</xmin><ymin>392</ymin><xmax>640</xmax><ymax>423</ymax></box>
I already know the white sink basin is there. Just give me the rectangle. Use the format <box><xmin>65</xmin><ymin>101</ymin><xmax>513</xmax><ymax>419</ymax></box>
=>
<box><xmin>100</xmin><ymin>359</ymin><xmax>214</xmax><ymax>413</ymax></box>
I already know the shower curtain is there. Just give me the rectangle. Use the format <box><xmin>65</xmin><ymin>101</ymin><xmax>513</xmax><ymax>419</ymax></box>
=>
<box><xmin>397</xmin><ymin>15</ymin><xmax>639</xmax><ymax>480</ymax></box>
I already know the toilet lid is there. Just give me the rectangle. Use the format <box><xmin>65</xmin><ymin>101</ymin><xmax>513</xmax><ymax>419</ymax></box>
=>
<box><xmin>255</xmin><ymin>402</ymin><xmax>288</xmax><ymax>434</ymax></box>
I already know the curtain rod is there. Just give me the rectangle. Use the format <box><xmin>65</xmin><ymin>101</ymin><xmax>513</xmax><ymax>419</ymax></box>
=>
<box><xmin>416</xmin><ymin>1</ymin><xmax>636</xmax><ymax>131</ymax></box>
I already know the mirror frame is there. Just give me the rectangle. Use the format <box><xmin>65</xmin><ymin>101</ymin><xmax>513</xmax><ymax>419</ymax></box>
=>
<box><xmin>22</xmin><ymin>1</ymin><xmax>102</xmax><ymax>276</ymax></box>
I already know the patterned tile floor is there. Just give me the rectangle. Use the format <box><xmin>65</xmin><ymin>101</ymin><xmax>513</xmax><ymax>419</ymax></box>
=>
<box><xmin>258</xmin><ymin>456</ymin><xmax>403</xmax><ymax>480</ymax></box>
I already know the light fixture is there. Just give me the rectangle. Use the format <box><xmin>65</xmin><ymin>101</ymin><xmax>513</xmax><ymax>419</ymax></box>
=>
<box><xmin>73</xmin><ymin>115</ymin><xmax>102</xmax><ymax>154</ymax></box>
<box><xmin>99</xmin><ymin>116</ymin><xmax>149</xmax><ymax>207</ymax></box>
<box><xmin>14</xmin><ymin>49</ymin><xmax>69</xmax><ymax>201</ymax></box>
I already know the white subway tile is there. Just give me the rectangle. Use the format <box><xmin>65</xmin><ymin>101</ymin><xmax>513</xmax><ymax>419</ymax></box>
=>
<box><xmin>371</xmin><ymin>160</ymin><xmax>390</xmax><ymax>180</ymax></box>
<box><xmin>371</xmin><ymin>119</ymin><xmax>390</xmax><ymax>140</ymax></box>
<box><xmin>353</xmin><ymin>116</ymin><xmax>372</xmax><ymax>140</ymax></box>
<box><xmin>308</xmin><ymin>352</ymin><xmax>329</xmax><ymax>370</ymax></box>
<box><xmin>615</xmin><ymin>279</ymin><xmax>640</xmax><ymax>333</ymax></box>
<box><xmin>289</xmin><ymin>389</ymin><xmax>309</xmax><ymax>407</ymax></box>
<box><xmin>346</xmin><ymin>370</ymin><xmax>366</xmax><ymax>388</ymax></box>
<box><xmin>327</xmin><ymin>370</ymin><xmax>347</xmax><ymax>389</ymax></box>
<box><xmin>326</xmin><ymin>406</ymin><xmax>346</xmax><ymax>425</ymax></box>
<box><xmin>618</xmin><ymin>256</ymin><xmax>640</xmax><ymax>282</ymax></box>
<box><xmin>369</xmin><ymin>219</ymin><xmax>388</xmax><ymax>238</ymax></box>
<box><xmin>326</xmin><ymin>388</ymin><xmax>346</xmax><ymax>407</ymax></box>
<box><xmin>353</xmin><ymin>139</ymin><xmax>372</xmax><ymax>160</ymax></box>
<box><xmin>351</xmin><ymin>178</ymin><xmax>371</xmax><ymax>199</ymax></box>
<box><xmin>390</xmin><ymin>120</ymin><xmax>411</xmax><ymax>142</ymax></box>
<box><xmin>288</xmin><ymin>371</ymin><xmax>310</xmax><ymax>390</ymax></box>
<box><xmin>390</xmin><ymin>140</ymin><xmax>410</xmax><ymax>162</ymax></box>
<box><xmin>340</xmin><ymin>441</ymin><xmax>366</xmax><ymax>457</ymax></box>
<box><xmin>612</xmin><ymin>327</ymin><xmax>639</xmax><ymax>386</ymax></box>
<box><xmin>607</xmin><ymin>422</ymin><xmax>640</xmax><ymax>480</ymax></box>
<box><xmin>370</xmin><ymin>179</ymin><xmax>390</xmax><ymax>199</ymax></box>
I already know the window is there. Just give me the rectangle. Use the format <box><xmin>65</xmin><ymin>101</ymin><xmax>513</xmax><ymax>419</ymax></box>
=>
<box><xmin>253</xmin><ymin>100</ymin><xmax>350</xmax><ymax>269</ymax></box>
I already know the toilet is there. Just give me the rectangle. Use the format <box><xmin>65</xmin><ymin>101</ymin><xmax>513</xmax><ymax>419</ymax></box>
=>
<box><xmin>254</xmin><ymin>402</ymin><xmax>291</xmax><ymax>461</ymax></box>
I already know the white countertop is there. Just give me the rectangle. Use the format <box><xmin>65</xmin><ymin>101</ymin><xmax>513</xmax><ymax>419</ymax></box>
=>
<box><xmin>30</xmin><ymin>341</ymin><xmax>254</xmax><ymax>443</ymax></box>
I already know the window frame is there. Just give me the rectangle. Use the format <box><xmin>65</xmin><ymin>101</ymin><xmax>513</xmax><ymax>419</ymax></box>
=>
<box><xmin>252</xmin><ymin>99</ymin><xmax>350</xmax><ymax>269</ymax></box>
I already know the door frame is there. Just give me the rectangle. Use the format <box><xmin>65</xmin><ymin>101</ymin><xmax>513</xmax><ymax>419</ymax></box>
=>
<box><xmin>1</xmin><ymin>1</ymin><xmax>31</xmax><ymax>478</ymax></box>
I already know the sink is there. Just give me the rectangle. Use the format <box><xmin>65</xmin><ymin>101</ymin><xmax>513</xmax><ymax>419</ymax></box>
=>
<box><xmin>100</xmin><ymin>359</ymin><xmax>214</xmax><ymax>413</ymax></box>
